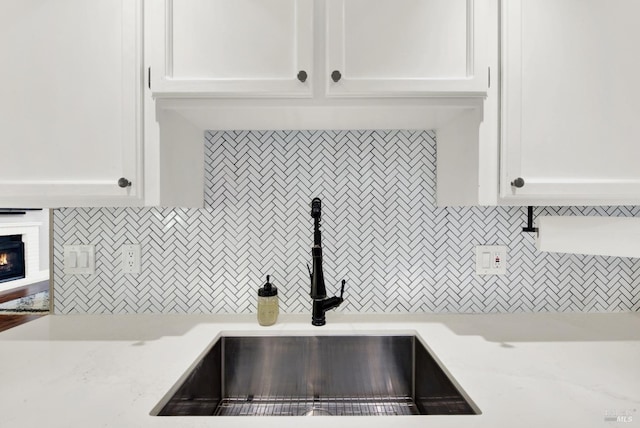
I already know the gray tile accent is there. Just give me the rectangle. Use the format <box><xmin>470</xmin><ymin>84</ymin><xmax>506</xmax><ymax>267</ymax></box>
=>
<box><xmin>52</xmin><ymin>131</ymin><xmax>640</xmax><ymax>314</ymax></box>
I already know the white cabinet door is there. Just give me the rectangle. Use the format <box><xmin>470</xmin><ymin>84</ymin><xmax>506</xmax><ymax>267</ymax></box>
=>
<box><xmin>149</xmin><ymin>0</ymin><xmax>314</xmax><ymax>97</ymax></box>
<box><xmin>0</xmin><ymin>0</ymin><xmax>143</xmax><ymax>207</ymax></box>
<box><xmin>326</xmin><ymin>0</ymin><xmax>490</xmax><ymax>97</ymax></box>
<box><xmin>501</xmin><ymin>0</ymin><xmax>640</xmax><ymax>204</ymax></box>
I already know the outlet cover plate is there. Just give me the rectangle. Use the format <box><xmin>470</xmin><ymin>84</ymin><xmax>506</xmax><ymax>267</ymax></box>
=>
<box><xmin>121</xmin><ymin>244</ymin><xmax>141</xmax><ymax>274</ymax></box>
<box><xmin>475</xmin><ymin>245</ymin><xmax>507</xmax><ymax>275</ymax></box>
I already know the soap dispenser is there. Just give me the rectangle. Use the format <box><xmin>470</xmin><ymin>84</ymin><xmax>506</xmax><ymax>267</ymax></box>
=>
<box><xmin>257</xmin><ymin>275</ymin><xmax>279</xmax><ymax>326</ymax></box>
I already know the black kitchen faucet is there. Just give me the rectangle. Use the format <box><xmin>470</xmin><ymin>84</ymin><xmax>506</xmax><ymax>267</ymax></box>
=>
<box><xmin>308</xmin><ymin>198</ymin><xmax>345</xmax><ymax>326</ymax></box>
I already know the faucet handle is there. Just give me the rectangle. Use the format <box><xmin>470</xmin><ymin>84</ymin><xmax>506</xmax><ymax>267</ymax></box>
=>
<box><xmin>307</xmin><ymin>263</ymin><xmax>312</xmax><ymax>282</ymax></box>
<box><xmin>340</xmin><ymin>279</ymin><xmax>346</xmax><ymax>300</ymax></box>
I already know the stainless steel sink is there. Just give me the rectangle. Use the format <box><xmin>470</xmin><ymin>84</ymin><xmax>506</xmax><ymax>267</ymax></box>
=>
<box><xmin>152</xmin><ymin>335</ymin><xmax>479</xmax><ymax>417</ymax></box>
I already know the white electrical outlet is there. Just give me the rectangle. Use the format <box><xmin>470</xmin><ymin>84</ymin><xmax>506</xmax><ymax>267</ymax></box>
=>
<box><xmin>475</xmin><ymin>246</ymin><xmax>507</xmax><ymax>275</ymax></box>
<box><xmin>121</xmin><ymin>244</ymin><xmax>141</xmax><ymax>274</ymax></box>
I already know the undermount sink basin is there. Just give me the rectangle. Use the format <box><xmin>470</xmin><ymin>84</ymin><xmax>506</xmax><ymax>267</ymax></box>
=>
<box><xmin>152</xmin><ymin>334</ymin><xmax>479</xmax><ymax>417</ymax></box>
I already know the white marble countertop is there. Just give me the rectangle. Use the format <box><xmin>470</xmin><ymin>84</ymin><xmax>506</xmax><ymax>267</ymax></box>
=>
<box><xmin>1</xmin><ymin>313</ymin><xmax>639</xmax><ymax>428</ymax></box>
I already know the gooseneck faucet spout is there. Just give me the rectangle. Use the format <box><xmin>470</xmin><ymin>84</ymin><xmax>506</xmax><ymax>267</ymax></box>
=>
<box><xmin>310</xmin><ymin>198</ymin><xmax>325</xmax><ymax>299</ymax></box>
<box><xmin>308</xmin><ymin>198</ymin><xmax>345</xmax><ymax>326</ymax></box>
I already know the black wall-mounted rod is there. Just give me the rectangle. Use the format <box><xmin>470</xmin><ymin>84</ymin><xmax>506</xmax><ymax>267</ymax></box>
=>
<box><xmin>522</xmin><ymin>206</ymin><xmax>538</xmax><ymax>233</ymax></box>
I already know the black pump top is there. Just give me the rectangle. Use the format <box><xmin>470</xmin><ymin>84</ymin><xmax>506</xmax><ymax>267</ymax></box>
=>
<box><xmin>258</xmin><ymin>275</ymin><xmax>278</xmax><ymax>297</ymax></box>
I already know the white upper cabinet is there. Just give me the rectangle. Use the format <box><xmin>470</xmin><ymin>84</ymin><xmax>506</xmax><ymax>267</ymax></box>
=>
<box><xmin>149</xmin><ymin>0</ymin><xmax>489</xmax><ymax>98</ymax></box>
<box><xmin>0</xmin><ymin>0</ymin><xmax>143</xmax><ymax>207</ymax></box>
<box><xmin>500</xmin><ymin>0</ymin><xmax>640</xmax><ymax>205</ymax></box>
<box><xmin>0</xmin><ymin>0</ymin><xmax>205</xmax><ymax>208</ymax></box>
<box><xmin>148</xmin><ymin>0</ymin><xmax>314</xmax><ymax>97</ymax></box>
<box><xmin>326</xmin><ymin>0</ymin><xmax>489</xmax><ymax>97</ymax></box>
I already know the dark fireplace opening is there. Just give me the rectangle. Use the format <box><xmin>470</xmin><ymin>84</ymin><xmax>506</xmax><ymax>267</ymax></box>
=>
<box><xmin>0</xmin><ymin>235</ymin><xmax>25</xmax><ymax>283</ymax></box>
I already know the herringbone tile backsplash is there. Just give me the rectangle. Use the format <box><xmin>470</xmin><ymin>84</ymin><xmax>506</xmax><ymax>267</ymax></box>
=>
<box><xmin>52</xmin><ymin>130</ymin><xmax>640</xmax><ymax>314</ymax></box>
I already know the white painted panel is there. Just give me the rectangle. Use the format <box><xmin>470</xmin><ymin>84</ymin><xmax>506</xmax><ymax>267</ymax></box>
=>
<box><xmin>521</xmin><ymin>0</ymin><xmax>640</xmax><ymax>179</ymax></box>
<box><xmin>171</xmin><ymin>0</ymin><xmax>298</xmax><ymax>79</ymax></box>
<box><xmin>1</xmin><ymin>1</ymin><xmax>121</xmax><ymax>179</ymax></box>
<box><xmin>343</xmin><ymin>0</ymin><xmax>468</xmax><ymax>79</ymax></box>
<box><xmin>326</xmin><ymin>0</ymin><xmax>489</xmax><ymax>96</ymax></box>
<box><xmin>151</xmin><ymin>0</ymin><xmax>313</xmax><ymax>96</ymax></box>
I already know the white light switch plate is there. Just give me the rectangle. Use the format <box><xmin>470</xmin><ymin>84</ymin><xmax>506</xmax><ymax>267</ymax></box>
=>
<box><xmin>64</xmin><ymin>244</ymin><xmax>95</xmax><ymax>275</ymax></box>
<box><xmin>475</xmin><ymin>246</ymin><xmax>507</xmax><ymax>275</ymax></box>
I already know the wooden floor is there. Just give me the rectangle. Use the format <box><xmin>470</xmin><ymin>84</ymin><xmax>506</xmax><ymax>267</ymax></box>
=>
<box><xmin>0</xmin><ymin>280</ymin><xmax>50</xmax><ymax>333</ymax></box>
<box><xmin>0</xmin><ymin>314</ymin><xmax>47</xmax><ymax>333</ymax></box>
<box><xmin>0</xmin><ymin>280</ymin><xmax>49</xmax><ymax>304</ymax></box>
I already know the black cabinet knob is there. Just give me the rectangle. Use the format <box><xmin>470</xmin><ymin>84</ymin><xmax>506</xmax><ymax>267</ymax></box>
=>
<box><xmin>331</xmin><ymin>70</ymin><xmax>342</xmax><ymax>82</ymax></box>
<box><xmin>511</xmin><ymin>177</ymin><xmax>525</xmax><ymax>188</ymax></box>
<box><xmin>297</xmin><ymin>70</ymin><xmax>308</xmax><ymax>83</ymax></box>
<box><xmin>118</xmin><ymin>177</ymin><xmax>132</xmax><ymax>188</ymax></box>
